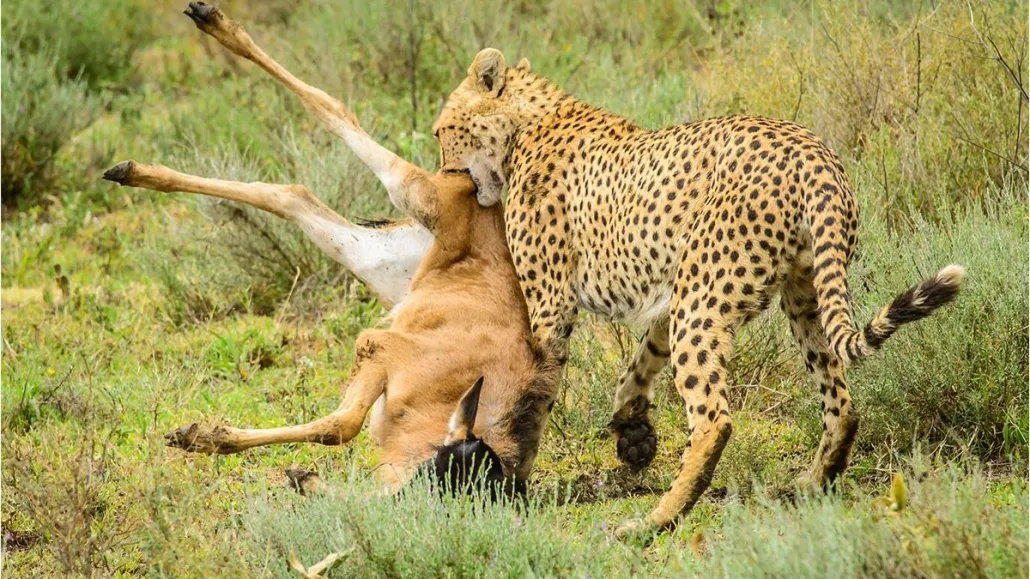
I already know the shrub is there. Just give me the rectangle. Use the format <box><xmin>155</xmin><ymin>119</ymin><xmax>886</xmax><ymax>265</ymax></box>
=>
<box><xmin>843</xmin><ymin>184</ymin><xmax>1029</xmax><ymax>464</ymax></box>
<box><xmin>241</xmin><ymin>473</ymin><xmax>628</xmax><ymax>578</ymax></box>
<box><xmin>678</xmin><ymin>460</ymin><xmax>1029</xmax><ymax>578</ymax></box>
<box><xmin>1</xmin><ymin>43</ymin><xmax>98</xmax><ymax>206</ymax></box>
<box><xmin>1</xmin><ymin>0</ymin><xmax>158</xmax><ymax>88</ymax></box>
<box><xmin>2</xmin><ymin>417</ymin><xmax>138</xmax><ymax>576</ymax></box>
<box><xmin>1</xmin><ymin>0</ymin><xmax>160</xmax><ymax>209</ymax></box>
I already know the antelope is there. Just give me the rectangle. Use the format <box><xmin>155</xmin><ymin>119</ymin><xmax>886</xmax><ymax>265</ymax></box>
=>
<box><xmin>104</xmin><ymin>2</ymin><xmax>558</xmax><ymax>492</ymax></box>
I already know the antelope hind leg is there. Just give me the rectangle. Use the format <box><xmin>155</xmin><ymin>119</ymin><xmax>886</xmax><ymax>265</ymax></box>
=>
<box><xmin>182</xmin><ymin>2</ymin><xmax>447</xmax><ymax>230</ymax></box>
<box><xmin>103</xmin><ymin>160</ymin><xmax>430</xmax><ymax>307</ymax></box>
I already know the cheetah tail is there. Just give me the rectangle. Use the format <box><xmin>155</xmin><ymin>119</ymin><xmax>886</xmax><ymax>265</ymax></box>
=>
<box><xmin>832</xmin><ymin>265</ymin><xmax>965</xmax><ymax>364</ymax></box>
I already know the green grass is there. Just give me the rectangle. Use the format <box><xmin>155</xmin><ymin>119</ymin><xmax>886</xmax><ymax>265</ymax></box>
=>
<box><xmin>2</xmin><ymin>0</ymin><xmax>1027</xmax><ymax>576</ymax></box>
<box><xmin>234</xmin><ymin>461</ymin><xmax>1028</xmax><ymax>578</ymax></box>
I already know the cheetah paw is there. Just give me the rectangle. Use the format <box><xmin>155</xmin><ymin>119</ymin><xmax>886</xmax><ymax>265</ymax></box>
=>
<box><xmin>613</xmin><ymin>418</ymin><xmax>658</xmax><ymax>471</ymax></box>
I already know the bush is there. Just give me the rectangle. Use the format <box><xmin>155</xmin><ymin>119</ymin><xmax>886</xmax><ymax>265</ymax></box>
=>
<box><xmin>1</xmin><ymin>0</ymin><xmax>157</xmax><ymax>88</ymax></box>
<box><xmin>1</xmin><ymin>43</ymin><xmax>98</xmax><ymax>206</ymax></box>
<box><xmin>681</xmin><ymin>460</ymin><xmax>1029</xmax><ymax>578</ymax></box>
<box><xmin>843</xmin><ymin>185</ymin><xmax>1029</xmax><ymax>464</ymax></box>
<box><xmin>1</xmin><ymin>0</ymin><xmax>160</xmax><ymax>209</ymax></box>
<box><xmin>243</xmin><ymin>475</ymin><xmax>618</xmax><ymax>578</ymax></box>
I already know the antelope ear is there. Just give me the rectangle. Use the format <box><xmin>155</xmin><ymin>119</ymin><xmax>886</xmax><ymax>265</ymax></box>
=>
<box><xmin>468</xmin><ymin>49</ymin><xmax>507</xmax><ymax>95</ymax></box>
<box><xmin>448</xmin><ymin>377</ymin><xmax>485</xmax><ymax>442</ymax></box>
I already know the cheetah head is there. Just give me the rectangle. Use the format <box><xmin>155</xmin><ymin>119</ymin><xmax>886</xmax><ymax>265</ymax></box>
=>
<box><xmin>433</xmin><ymin>49</ymin><xmax>533</xmax><ymax>207</ymax></box>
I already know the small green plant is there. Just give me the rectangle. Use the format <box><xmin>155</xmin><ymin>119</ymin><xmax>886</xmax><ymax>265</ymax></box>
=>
<box><xmin>2</xmin><ymin>404</ymin><xmax>136</xmax><ymax>577</ymax></box>
<box><xmin>205</xmin><ymin>328</ymin><xmax>283</xmax><ymax>381</ymax></box>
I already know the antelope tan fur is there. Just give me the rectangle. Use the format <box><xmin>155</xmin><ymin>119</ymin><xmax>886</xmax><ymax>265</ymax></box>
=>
<box><xmin>105</xmin><ymin>2</ymin><xmax>557</xmax><ymax>490</ymax></box>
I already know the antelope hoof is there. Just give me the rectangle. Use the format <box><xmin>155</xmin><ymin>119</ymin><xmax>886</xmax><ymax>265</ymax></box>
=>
<box><xmin>184</xmin><ymin>2</ymin><xmax>220</xmax><ymax>27</ymax></box>
<box><xmin>613</xmin><ymin>517</ymin><xmax>660</xmax><ymax>544</ymax></box>
<box><xmin>286</xmin><ymin>468</ymin><xmax>327</xmax><ymax>497</ymax></box>
<box><xmin>165</xmin><ymin>423</ymin><xmax>234</xmax><ymax>454</ymax></box>
<box><xmin>612</xmin><ymin>418</ymin><xmax>658</xmax><ymax>471</ymax></box>
<box><xmin>102</xmin><ymin>161</ymin><xmax>136</xmax><ymax>185</ymax></box>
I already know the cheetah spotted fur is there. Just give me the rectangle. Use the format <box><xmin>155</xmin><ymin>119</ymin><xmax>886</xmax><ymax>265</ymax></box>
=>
<box><xmin>432</xmin><ymin>49</ymin><xmax>965</xmax><ymax>536</ymax></box>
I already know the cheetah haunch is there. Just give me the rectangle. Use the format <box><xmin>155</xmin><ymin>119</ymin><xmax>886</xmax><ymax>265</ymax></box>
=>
<box><xmin>105</xmin><ymin>4</ymin><xmax>558</xmax><ymax>494</ymax></box>
<box><xmin>431</xmin><ymin>48</ymin><xmax>965</xmax><ymax>536</ymax></box>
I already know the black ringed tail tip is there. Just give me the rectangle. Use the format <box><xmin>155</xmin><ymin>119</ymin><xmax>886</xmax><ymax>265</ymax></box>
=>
<box><xmin>844</xmin><ymin>264</ymin><xmax>966</xmax><ymax>363</ymax></box>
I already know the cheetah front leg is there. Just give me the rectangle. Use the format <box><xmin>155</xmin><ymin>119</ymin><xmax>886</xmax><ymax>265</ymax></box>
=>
<box><xmin>615</xmin><ymin>241</ymin><xmax>773</xmax><ymax>539</ymax></box>
<box><xmin>609</xmin><ymin>317</ymin><xmax>669</xmax><ymax>470</ymax></box>
<box><xmin>504</xmin><ymin>187</ymin><xmax>580</xmax><ymax>366</ymax></box>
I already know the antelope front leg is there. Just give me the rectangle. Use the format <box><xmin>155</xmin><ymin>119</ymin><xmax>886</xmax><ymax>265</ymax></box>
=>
<box><xmin>165</xmin><ymin>400</ymin><xmax>367</xmax><ymax>455</ymax></box>
<box><xmin>166</xmin><ymin>333</ymin><xmax>390</xmax><ymax>454</ymax></box>
<box><xmin>104</xmin><ymin>160</ymin><xmax>430</xmax><ymax>308</ymax></box>
<box><xmin>183</xmin><ymin>2</ymin><xmax>453</xmax><ymax>231</ymax></box>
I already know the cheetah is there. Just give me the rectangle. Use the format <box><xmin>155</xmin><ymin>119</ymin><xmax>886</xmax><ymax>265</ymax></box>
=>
<box><xmin>432</xmin><ymin>48</ymin><xmax>965</xmax><ymax>536</ymax></box>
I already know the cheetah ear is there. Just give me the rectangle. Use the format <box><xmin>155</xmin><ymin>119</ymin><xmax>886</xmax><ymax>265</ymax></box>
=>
<box><xmin>515</xmin><ymin>57</ymin><xmax>531</xmax><ymax>72</ymax></box>
<box><xmin>468</xmin><ymin>48</ymin><xmax>507</xmax><ymax>95</ymax></box>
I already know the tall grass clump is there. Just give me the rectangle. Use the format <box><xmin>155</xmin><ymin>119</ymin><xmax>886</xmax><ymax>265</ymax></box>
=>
<box><xmin>240</xmin><ymin>474</ymin><xmax>634</xmax><ymax>578</ymax></box>
<box><xmin>677</xmin><ymin>461</ymin><xmax>1029</xmax><ymax>578</ymax></box>
<box><xmin>235</xmin><ymin>460</ymin><xmax>1026</xmax><ymax>578</ymax></box>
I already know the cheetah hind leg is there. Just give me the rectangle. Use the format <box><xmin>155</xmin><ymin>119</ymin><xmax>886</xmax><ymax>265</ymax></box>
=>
<box><xmin>781</xmin><ymin>265</ymin><xmax>860</xmax><ymax>492</ymax></box>
<box><xmin>610</xmin><ymin>318</ymin><xmax>669</xmax><ymax>470</ymax></box>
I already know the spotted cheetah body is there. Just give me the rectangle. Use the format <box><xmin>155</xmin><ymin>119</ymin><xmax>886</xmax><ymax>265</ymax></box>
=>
<box><xmin>516</xmin><ymin>109</ymin><xmax>842</xmax><ymax>327</ymax></box>
<box><xmin>434</xmin><ymin>50</ymin><xmax>964</xmax><ymax>534</ymax></box>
